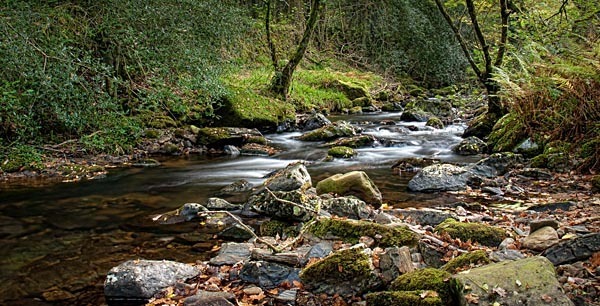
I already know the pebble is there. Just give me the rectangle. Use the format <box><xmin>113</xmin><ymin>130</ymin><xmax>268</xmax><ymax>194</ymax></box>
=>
<box><xmin>243</xmin><ymin>286</ymin><xmax>263</xmax><ymax>295</ymax></box>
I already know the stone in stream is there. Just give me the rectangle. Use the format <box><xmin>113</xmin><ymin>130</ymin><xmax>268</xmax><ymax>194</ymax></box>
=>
<box><xmin>454</xmin><ymin>256</ymin><xmax>574</xmax><ymax>306</ymax></box>
<box><xmin>400</xmin><ymin>108</ymin><xmax>431</xmax><ymax>122</ymax></box>
<box><xmin>264</xmin><ymin>162</ymin><xmax>312</xmax><ymax>192</ymax></box>
<box><xmin>249</xmin><ymin>189</ymin><xmax>321</xmax><ymax>222</ymax></box>
<box><xmin>205</xmin><ymin>198</ymin><xmax>242</xmax><ymax>211</ymax></box>
<box><xmin>452</xmin><ymin>136</ymin><xmax>487</xmax><ymax>155</ymax></box>
<box><xmin>301</xmin><ymin>113</ymin><xmax>332</xmax><ymax>131</ymax></box>
<box><xmin>298</xmin><ymin>121</ymin><xmax>357</xmax><ymax>142</ymax></box>
<box><xmin>407</xmin><ymin>164</ymin><xmax>476</xmax><ymax>192</ymax></box>
<box><xmin>215</xmin><ymin>179</ymin><xmax>252</xmax><ymax>196</ymax></box>
<box><xmin>104</xmin><ymin>260</ymin><xmax>199</xmax><ymax>301</ymax></box>
<box><xmin>196</xmin><ymin>127</ymin><xmax>263</xmax><ymax>148</ymax></box>
<box><xmin>391</xmin><ymin>157</ymin><xmax>439</xmax><ymax>174</ymax></box>
<box><xmin>316</xmin><ymin>171</ymin><xmax>382</xmax><ymax>208</ymax></box>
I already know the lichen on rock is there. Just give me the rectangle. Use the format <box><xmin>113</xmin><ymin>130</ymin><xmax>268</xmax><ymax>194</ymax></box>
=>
<box><xmin>389</xmin><ymin>268</ymin><xmax>460</xmax><ymax>306</ymax></box>
<box><xmin>309</xmin><ymin>218</ymin><xmax>418</xmax><ymax>248</ymax></box>
<box><xmin>441</xmin><ymin>250</ymin><xmax>490</xmax><ymax>273</ymax></box>
<box><xmin>435</xmin><ymin>219</ymin><xmax>506</xmax><ymax>247</ymax></box>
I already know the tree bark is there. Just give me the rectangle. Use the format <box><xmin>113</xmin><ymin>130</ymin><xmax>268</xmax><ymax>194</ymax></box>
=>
<box><xmin>270</xmin><ymin>0</ymin><xmax>322</xmax><ymax>99</ymax></box>
<box><xmin>265</xmin><ymin>0</ymin><xmax>278</xmax><ymax>71</ymax></box>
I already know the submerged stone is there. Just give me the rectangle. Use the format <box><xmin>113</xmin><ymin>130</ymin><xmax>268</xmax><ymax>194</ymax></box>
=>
<box><xmin>327</xmin><ymin>146</ymin><xmax>357</xmax><ymax>158</ymax></box>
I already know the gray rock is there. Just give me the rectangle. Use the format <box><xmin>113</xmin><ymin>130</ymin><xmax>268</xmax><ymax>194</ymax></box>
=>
<box><xmin>528</xmin><ymin>201</ymin><xmax>576</xmax><ymax>213</ymax></box>
<box><xmin>530</xmin><ymin>218</ymin><xmax>560</xmax><ymax>233</ymax></box>
<box><xmin>240</xmin><ymin>261</ymin><xmax>300</xmax><ymax>289</ymax></box>
<box><xmin>180</xmin><ymin>203</ymin><xmax>208</xmax><ymax>220</ymax></box>
<box><xmin>104</xmin><ymin>260</ymin><xmax>199</xmax><ymax>300</ymax></box>
<box><xmin>453</xmin><ymin>136</ymin><xmax>487</xmax><ymax>155</ymax></box>
<box><xmin>490</xmin><ymin>249</ymin><xmax>526</xmax><ymax>261</ymax></box>
<box><xmin>454</xmin><ymin>256</ymin><xmax>574</xmax><ymax>306</ymax></box>
<box><xmin>522</xmin><ymin>226</ymin><xmax>560</xmax><ymax>251</ymax></box>
<box><xmin>302</xmin><ymin>113</ymin><xmax>331</xmax><ymax>131</ymax></box>
<box><xmin>543</xmin><ymin>233</ymin><xmax>600</xmax><ymax>265</ymax></box>
<box><xmin>400</xmin><ymin>108</ymin><xmax>431</xmax><ymax>122</ymax></box>
<box><xmin>298</xmin><ymin>121</ymin><xmax>357</xmax><ymax>141</ymax></box>
<box><xmin>275</xmin><ymin>289</ymin><xmax>297</xmax><ymax>303</ymax></box>
<box><xmin>418</xmin><ymin>240</ymin><xmax>445</xmax><ymax>268</ymax></box>
<box><xmin>215</xmin><ymin>179</ymin><xmax>252</xmax><ymax>196</ymax></box>
<box><xmin>209</xmin><ymin>242</ymin><xmax>253</xmax><ymax>266</ymax></box>
<box><xmin>197</xmin><ymin>127</ymin><xmax>263</xmax><ymax>147</ymax></box>
<box><xmin>381</xmin><ymin>102</ymin><xmax>404</xmax><ymax>112</ymax></box>
<box><xmin>184</xmin><ymin>291</ymin><xmax>236</xmax><ymax>306</ymax></box>
<box><xmin>517</xmin><ymin>168</ymin><xmax>553</xmax><ymax>180</ymax></box>
<box><xmin>205</xmin><ymin>198</ymin><xmax>241</xmax><ymax>211</ymax></box>
<box><xmin>379</xmin><ymin>246</ymin><xmax>415</xmax><ymax>284</ymax></box>
<box><xmin>470</xmin><ymin>152</ymin><xmax>523</xmax><ymax>178</ymax></box>
<box><xmin>482</xmin><ymin>186</ymin><xmax>504</xmax><ymax>196</ymax></box>
<box><xmin>513</xmin><ymin>138</ymin><xmax>541</xmax><ymax>157</ymax></box>
<box><xmin>322</xmin><ymin>196</ymin><xmax>372</xmax><ymax>220</ymax></box>
<box><xmin>408</xmin><ymin>164</ymin><xmax>476</xmax><ymax>192</ymax></box>
<box><xmin>249</xmin><ymin>190</ymin><xmax>321</xmax><ymax>222</ymax></box>
<box><xmin>316</xmin><ymin>171</ymin><xmax>382</xmax><ymax>208</ymax></box>
<box><xmin>395</xmin><ymin>208</ymin><xmax>455</xmax><ymax>226</ymax></box>
<box><xmin>304</xmin><ymin>241</ymin><xmax>334</xmax><ymax>263</ymax></box>
<box><xmin>265</xmin><ymin>162</ymin><xmax>312</xmax><ymax>192</ymax></box>
<box><xmin>223</xmin><ymin>145</ymin><xmax>240</xmax><ymax>156</ymax></box>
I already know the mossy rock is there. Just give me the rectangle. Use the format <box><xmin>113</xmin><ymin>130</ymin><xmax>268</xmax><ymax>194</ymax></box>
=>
<box><xmin>405</xmin><ymin>98</ymin><xmax>453</xmax><ymax>118</ymax></box>
<box><xmin>352</xmin><ymin>96</ymin><xmax>373</xmax><ymax>107</ymax></box>
<box><xmin>407</xmin><ymin>84</ymin><xmax>426</xmax><ymax>97</ymax></box>
<box><xmin>375</xmin><ymin>90</ymin><xmax>391</xmax><ymax>101</ymax></box>
<box><xmin>300</xmin><ymin>246</ymin><xmax>380</xmax><ymax>295</ymax></box>
<box><xmin>389</xmin><ymin>268</ymin><xmax>460</xmax><ymax>306</ymax></box>
<box><xmin>348</xmin><ymin>106</ymin><xmax>363</xmax><ymax>114</ymax></box>
<box><xmin>309</xmin><ymin>218</ymin><xmax>418</xmax><ymax>248</ymax></box>
<box><xmin>327</xmin><ymin>146</ymin><xmax>356</xmax><ymax>158</ymax></box>
<box><xmin>144</xmin><ymin>129</ymin><xmax>160</xmax><ymax>139</ymax></box>
<box><xmin>1</xmin><ymin>145</ymin><xmax>44</xmax><ymax>173</ymax></box>
<box><xmin>366</xmin><ymin>291</ymin><xmax>444</xmax><ymax>306</ymax></box>
<box><xmin>197</xmin><ymin>127</ymin><xmax>262</xmax><ymax>147</ymax></box>
<box><xmin>463</xmin><ymin>112</ymin><xmax>498</xmax><ymax>139</ymax></box>
<box><xmin>381</xmin><ymin>102</ymin><xmax>404</xmax><ymax>112</ymax></box>
<box><xmin>259</xmin><ymin>220</ymin><xmax>298</xmax><ymax>237</ymax></box>
<box><xmin>315</xmin><ymin>171</ymin><xmax>382</xmax><ymax>207</ymax></box>
<box><xmin>298</xmin><ymin>121</ymin><xmax>356</xmax><ymax>142</ymax></box>
<box><xmin>141</xmin><ymin>113</ymin><xmax>178</xmax><ymax>129</ymax></box>
<box><xmin>435</xmin><ymin>219</ymin><xmax>506</xmax><ymax>247</ymax></box>
<box><xmin>452</xmin><ymin>136</ymin><xmax>487</xmax><ymax>155</ymax></box>
<box><xmin>400</xmin><ymin>108</ymin><xmax>431</xmax><ymax>122</ymax></box>
<box><xmin>488</xmin><ymin>112</ymin><xmax>527</xmax><ymax>152</ymax></box>
<box><xmin>441</xmin><ymin>250</ymin><xmax>490</xmax><ymax>273</ymax></box>
<box><xmin>215</xmin><ymin>86</ymin><xmax>295</xmax><ymax>129</ymax></box>
<box><xmin>426</xmin><ymin>117</ymin><xmax>444</xmax><ymax>129</ymax></box>
<box><xmin>330</xmin><ymin>80</ymin><xmax>370</xmax><ymax>100</ymax></box>
<box><xmin>327</xmin><ymin>135</ymin><xmax>377</xmax><ymax>148</ymax></box>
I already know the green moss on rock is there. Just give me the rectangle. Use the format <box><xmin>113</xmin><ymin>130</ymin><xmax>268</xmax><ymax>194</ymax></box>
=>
<box><xmin>309</xmin><ymin>218</ymin><xmax>418</xmax><ymax>248</ymax></box>
<box><xmin>299</xmin><ymin>121</ymin><xmax>356</xmax><ymax>142</ymax></box>
<box><xmin>366</xmin><ymin>291</ymin><xmax>444</xmax><ymax>306</ymax></box>
<box><xmin>300</xmin><ymin>247</ymin><xmax>371</xmax><ymax>282</ymax></box>
<box><xmin>259</xmin><ymin>220</ymin><xmax>298</xmax><ymax>237</ymax></box>
<box><xmin>331</xmin><ymin>80</ymin><xmax>370</xmax><ymax>100</ymax></box>
<box><xmin>328</xmin><ymin>135</ymin><xmax>376</xmax><ymax>148</ymax></box>
<box><xmin>328</xmin><ymin>146</ymin><xmax>356</xmax><ymax>158</ymax></box>
<box><xmin>435</xmin><ymin>219</ymin><xmax>506</xmax><ymax>247</ymax></box>
<box><xmin>426</xmin><ymin>117</ymin><xmax>444</xmax><ymax>129</ymax></box>
<box><xmin>352</xmin><ymin>96</ymin><xmax>373</xmax><ymax>107</ymax></box>
<box><xmin>390</xmin><ymin>268</ymin><xmax>460</xmax><ymax>306</ymax></box>
<box><xmin>441</xmin><ymin>250</ymin><xmax>490</xmax><ymax>273</ymax></box>
<box><xmin>488</xmin><ymin>112</ymin><xmax>527</xmax><ymax>153</ymax></box>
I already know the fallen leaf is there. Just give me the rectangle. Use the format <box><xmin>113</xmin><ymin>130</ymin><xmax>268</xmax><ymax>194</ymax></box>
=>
<box><xmin>465</xmin><ymin>293</ymin><xmax>479</xmax><ymax>304</ymax></box>
<box><xmin>541</xmin><ymin>294</ymin><xmax>553</xmax><ymax>303</ymax></box>
<box><xmin>492</xmin><ymin>286</ymin><xmax>507</xmax><ymax>297</ymax></box>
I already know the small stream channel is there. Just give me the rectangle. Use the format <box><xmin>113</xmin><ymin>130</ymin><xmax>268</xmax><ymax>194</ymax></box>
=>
<box><xmin>0</xmin><ymin>112</ymin><xmax>480</xmax><ymax>305</ymax></box>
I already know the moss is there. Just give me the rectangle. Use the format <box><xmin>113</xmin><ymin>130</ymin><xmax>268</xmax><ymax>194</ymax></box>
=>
<box><xmin>352</xmin><ymin>96</ymin><xmax>373</xmax><ymax>107</ymax></box>
<box><xmin>144</xmin><ymin>129</ymin><xmax>160</xmax><ymax>139</ymax></box>
<box><xmin>389</xmin><ymin>268</ymin><xmax>460</xmax><ymax>306</ymax></box>
<box><xmin>441</xmin><ymin>250</ymin><xmax>490</xmax><ymax>273</ymax></box>
<box><xmin>299</xmin><ymin>121</ymin><xmax>356</xmax><ymax>141</ymax></box>
<box><xmin>142</xmin><ymin>113</ymin><xmax>178</xmax><ymax>129</ymax></box>
<box><xmin>366</xmin><ymin>291</ymin><xmax>444</xmax><ymax>306</ymax></box>
<box><xmin>259</xmin><ymin>220</ymin><xmax>289</xmax><ymax>237</ymax></box>
<box><xmin>197</xmin><ymin>127</ymin><xmax>230</xmax><ymax>145</ymax></box>
<box><xmin>1</xmin><ymin>145</ymin><xmax>44</xmax><ymax>173</ymax></box>
<box><xmin>426</xmin><ymin>117</ymin><xmax>444</xmax><ymax>129</ymax></box>
<box><xmin>309</xmin><ymin>218</ymin><xmax>418</xmax><ymax>248</ymax></box>
<box><xmin>331</xmin><ymin>79</ymin><xmax>370</xmax><ymax>100</ymax></box>
<box><xmin>349</xmin><ymin>106</ymin><xmax>363</xmax><ymax>114</ymax></box>
<box><xmin>162</xmin><ymin>143</ymin><xmax>180</xmax><ymax>154</ymax></box>
<box><xmin>407</xmin><ymin>84</ymin><xmax>426</xmax><ymax>97</ymax></box>
<box><xmin>328</xmin><ymin>135</ymin><xmax>376</xmax><ymax>148</ymax></box>
<box><xmin>488</xmin><ymin>112</ymin><xmax>527</xmax><ymax>153</ymax></box>
<box><xmin>246</xmin><ymin>136</ymin><xmax>268</xmax><ymax>145</ymax></box>
<box><xmin>435</xmin><ymin>219</ymin><xmax>506</xmax><ymax>247</ymax></box>
<box><xmin>327</xmin><ymin>146</ymin><xmax>356</xmax><ymax>158</ymax></box>
<box><xmin>300</xmin><ymin>247</ymin><xmax>371</xmax><ymax>283</ymax></box>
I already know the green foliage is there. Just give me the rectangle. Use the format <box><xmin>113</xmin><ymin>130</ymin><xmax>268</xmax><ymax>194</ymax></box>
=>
<box><xmin>1</xmin><ymin>145</ymin><xmax>44</xmax><ymax>173</ymax></box>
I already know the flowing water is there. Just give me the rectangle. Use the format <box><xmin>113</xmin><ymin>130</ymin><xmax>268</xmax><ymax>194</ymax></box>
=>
<box><xmin>0</xmin><ymin>112</ymin><xmax>480</xmax><ymax>305</ymax></box>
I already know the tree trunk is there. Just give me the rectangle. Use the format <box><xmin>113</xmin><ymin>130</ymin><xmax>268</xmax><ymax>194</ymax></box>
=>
<box><xmin>270</xmin><ymin>0</ymin><xmax>322</xmax><ymax>99</ymax></box>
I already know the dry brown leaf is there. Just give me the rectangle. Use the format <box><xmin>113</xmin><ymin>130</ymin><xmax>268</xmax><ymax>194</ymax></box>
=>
<box><xmin>541</xmin><ymin>294</ymin><xmax>553</xmax><ymax>303</ymax></box>
<box><xmin>465</xmin><ymin>293</ymin><xmax>479</xmax><ymax>304</ymax></box>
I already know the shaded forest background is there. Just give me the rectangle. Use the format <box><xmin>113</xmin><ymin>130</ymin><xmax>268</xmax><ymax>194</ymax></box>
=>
<box><xmin>1</xmin><ymin>0</ymin><xmax>598</xmax><ymax>172</ymax></box>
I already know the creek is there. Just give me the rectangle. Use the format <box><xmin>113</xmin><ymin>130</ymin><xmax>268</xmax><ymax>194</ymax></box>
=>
<box><xmin>0</xmin><ymin>112</ymin><xmax>480</xmax><ymax>305</ymax></box>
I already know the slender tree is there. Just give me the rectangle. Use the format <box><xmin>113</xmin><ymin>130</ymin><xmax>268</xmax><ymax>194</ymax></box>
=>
<box><xmin>434</xmin><ymin>0</ymin><xmax>513</xmax><ymax>138</ymax></box>
<box><xmin>268</xmin><ymin>0</ymin><xmax>323</xmax><ymax>99</ymax></box>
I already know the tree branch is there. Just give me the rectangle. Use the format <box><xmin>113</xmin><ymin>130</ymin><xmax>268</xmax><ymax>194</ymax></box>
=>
<box><xmin>265</xmin><ymin>0</ymin><xmax>279</xmax><ymax>71</ymax></box>
<box><xmin>466</xmin><ymin>0</ymin><xmax>493</xmax><ymax>79</ymax></box>
<box><xmin>494</xmin><ymin>0</ymin><xmax>511</xmax><ymax>67</ymax></box>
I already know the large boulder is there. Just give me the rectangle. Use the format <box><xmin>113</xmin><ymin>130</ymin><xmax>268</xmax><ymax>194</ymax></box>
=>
<box><xmin>104</xmin><ymin>260</ymin><xmax>199</xmax><ymax>300</ymax></box>
<box><xmin>453</xmin><ymin>137</ymin><xmax>487</xmax><ymax>155</ymax></box>
<box><xmin>298</xmin><ymin>121</ymin><xmax>357</xmax><ymax>142</ymax></box>
<box><xmin>300</xmin><ymin>246</ymin><xmax>380</xmax><ymax>296</ymax></box>
<box><xmin>408</xmin><ymin>164</ymin><xmax>475</xmax><ymax>192</ymax></box>
<box><xmin>454</xmin><ymin>256</ymin><xmax>574</xmax><ymax>306</ymax></box>
<box><xmin>248</xmin><ymin>190</ymin><xmax>321</xmax><ymax>222</ymax></box>
<box><xmin>264</xmin><ymin>162</ymin><xmax>312</xmax><ymax>192</ymax></box>
<box><xmin>301</xmin><ymin>113</ymin><xmax>332</xmax><ymax>131</ymax></box>
<box><xmin>522</xmin><ymin>226</ymin><xmax>560</xmax><ymax>252</ymax></box>
<box><xmin>327</xmin><ymin>135</ymin><xmax>377</xmax><ymax>148</ymax></box>
<box><xmin>400</xmin><ymin>108</ymin><xmax>432</xmax><ymax>122</ymax></box>
<box><xmin>322</xmin><ymin>196</ymin><xmax>373</xmax><ymax>220</ymax></box>
<box><xmin>316</xmin><ymin>171</ymin><xmax>382</xmax><ymax>208</ymax></box>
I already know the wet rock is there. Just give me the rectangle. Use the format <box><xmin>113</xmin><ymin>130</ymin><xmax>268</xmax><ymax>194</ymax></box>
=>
<box><xmin>452</xmin><ymin>136</ymin><xmax>487</xmax><ymax>155</ymax></box>
<box><xmin>300</xmin><ymin>245</ymin><xmax>380</xmax><ymax>296</ymax></box>
<box><xmin>197</xmin><ymin>127</ymin><xmax>263</xmax><ymax>148</ymax></box>
<box><xmin>395</xmin><ymin>208</ymin><xmax>455</xmax><ymax>227</ymax></box>
<box><xmin>249</xmin><ymin>190</ymin><xmax>321</xmax><ymax>222</ymax></box>
<box><xmin>391</xmin><ymin>157</ymin><xmax>439</xmax><ymax>174</ymax></box>
<box><xmin>408</xmin><ymin>164</ymin><xmax>475</xmax><ymax>192</ymax></box>
<box><xmin>425</xmin><ymin>117</ymin><xmax>444</xmax><ymax>129</ymax></box>
<box><xmin>132</xmin><ymin>158</ymin><xmax>161</xmax><ymax>168</ymax></box>
<box><xmin>543</xmin><ymin>233</ymin><xmax>600</xmax><ymax>265</ymax></box>
<box><xmin>240</xmin><ymin>261</ymin><xmax>300</xmax><ymax>289</ymax></box>
<box><xmin>322</xmin><ymin>196</ymin><xmax>372</xmax><ymax>220</ymax></box>
<box><xmin>390</xmin><ymin>268</ymin><xmax>459</xmax><ymax>305</ymax></box>
<box><xmin>442</xmin><ymin>250</ymin><xmax>490</xmax><ymax>274</ymax></box>
<box><xmin>327</xmin><ymin>146</ymin><xmax>357</xmax><ymax>158</ymax></box>
<box><xmin>379</xmin><ymin>246</ymin><xmax>415</xmax><ymax>283</ymax></box>
<box><xmin>215</xmin><ymin>179</ymin><xmax>253</xmax><ymax>196</ymax></box>
<box><xmin>381</xmin><ymin>102</ymin><xmax>404</xmax><ymax>112</ymax></box>
<box><xmin>223</xmin><ymin>145</ymin><xmax>240</xmax><ymax>155</ymax></box>
<box><xmin>316</xmin><ymin>171</ymin><xmax>382</xmax><ymax>208</ymax></box>
<box><xmin>522</xmin><ymin>226</ymin><xmax>560</xmax><ymax>251</ymax></box>
<box><xmin>513</xmin><ymin>138</ymin><xmax>542</xmax><ymax>157</ymax></box>
<box><xmin>400</xmin><ymin>108</ymin><xmax>431</xmax><ymax>122</ymax></box>
<box><xmin>302</xmin><ymin>113</ymin><xmax>331</xmax><ymax>131</ymax></box>
<box><xmin>184</xmin><ymin>291</ymin><xmax>236</xmax><ymax>306</ymax></box>
<box><xmin>205</xmin><ymin>198</ymin><xmax>242</xmax><ymax>211</ymax></box>
<box><xmin>209</xmin><ymin>242</ymin><xmax>254</xmax><ymax>266</ymax></box>
<box><xmin>275</xmin><ymin>289</ymin><xmax>297</xmax><ymax>303</ymax></box>
<box><xmin>470</xmin><ymin>152</ymin><xmax>523</xmax><ymax>178</ymax></box>
<box><xmin>152</xmin><ymin>203</ymin><xmax>208</xmax><ymax>224</ymax></box>
<box><xmin>327</xmin><ymin>135</ymin><xmax>377</xmax><ymax>148</ymax></box>
<box><xmin>454</xmin><ymin>256</ymin><xmax>574</xmax><ymax>306</ymax></box>
<box><xmin>309</xmin><ymin>218</ymin><xmax>418</xmax><ymax>248</ymax></box>
<box><xmin>527</xmin><ymin>201</ymin><xmax>576</xmax><ymax>213</ymax></box>
<box><xmin>264</xmin><ymin>162</ymin><xmax>312</xmax><ymax>192</ymax></box>
<box><xmin>407</xmin><ymin>98</ymin><xmax>454</xmax><ymax>118</ymax></box>
<box><xmin>240</xmin><ymin>143</ymin><xmax>278</xmax><ymax>156</ymax></box>
<box><xmin>104</xmin><ymin>260</ymin><xmax>199</xmax><ymax>300</ymax></box>
<box><xmin>530</xmin><ymin>218</ymin><xmax>560</xmax><ymax>233</ymax></box>
<box><xmin>435</xmin><ymin>219</ymin><xmax>506</xmax><ymax>247</ymax></box>
<box><xmin>42</xmin><ymin>288</ymin><xmax>76</xmax><ymax>302</ymax></box>
<box><xmin>298</xmin><ymin>121</ymin><xmax>357</xmax><ymax>141</ymax></box>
